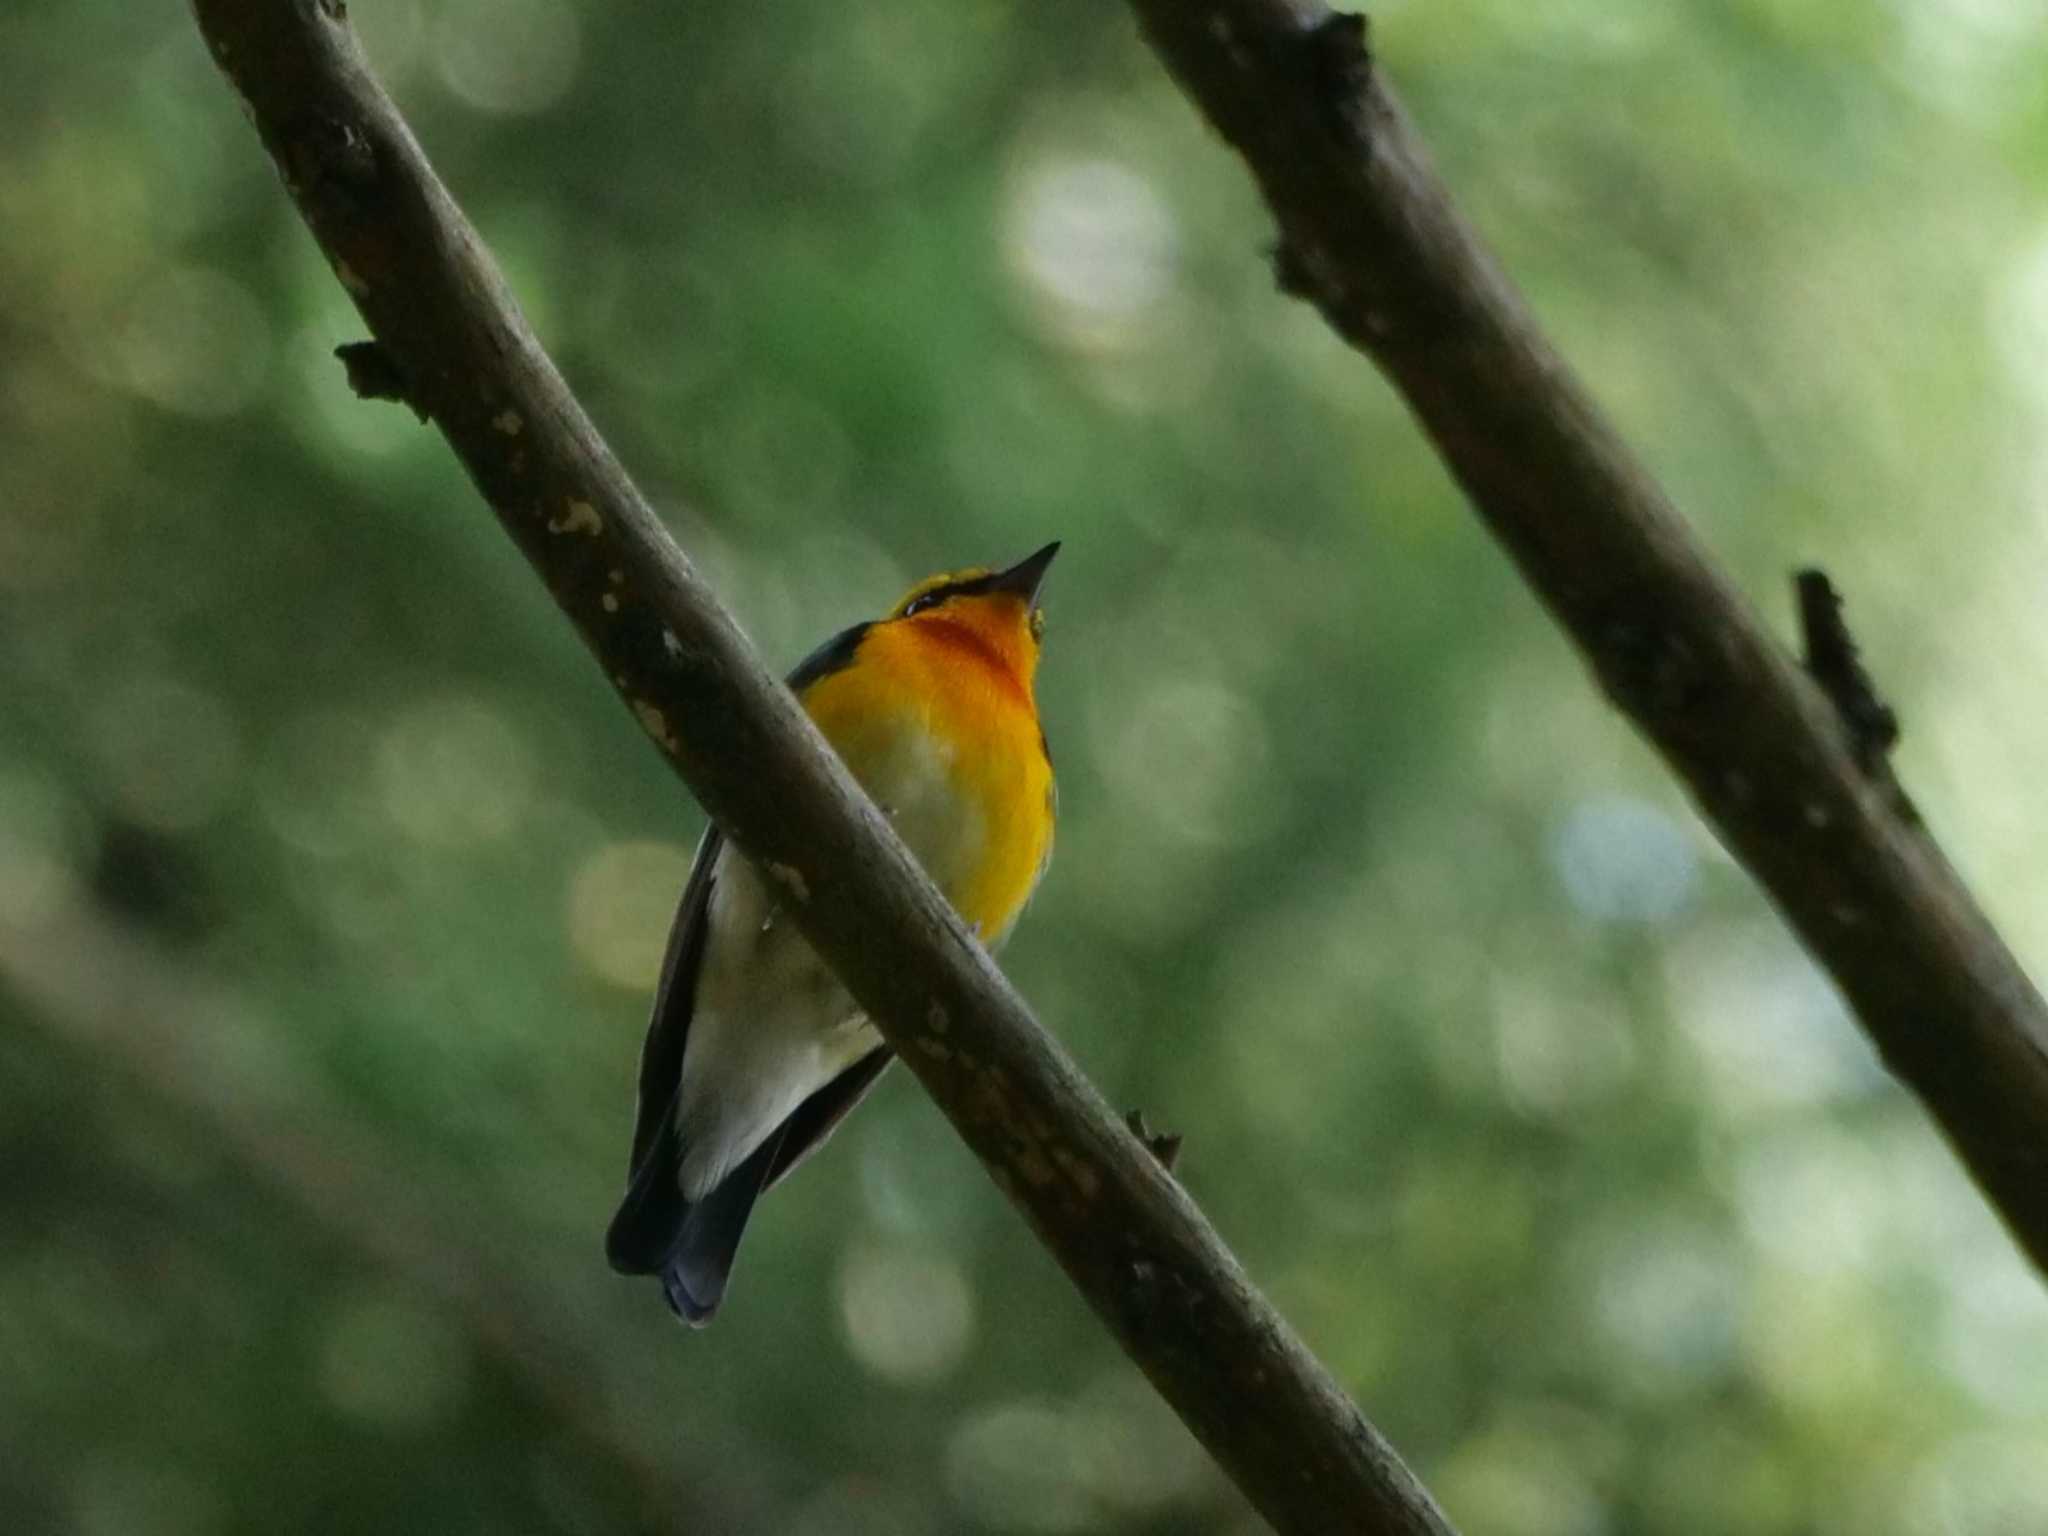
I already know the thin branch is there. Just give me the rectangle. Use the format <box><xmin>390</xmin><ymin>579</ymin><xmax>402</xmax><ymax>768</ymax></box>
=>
<box><xmin>188</xmin><ymin>3</ymin><xmax>1457</xmax><ymax>1533</ymax></box>
<box><xmin>1128</xmin><ymin>1</ymin><xmax>2048</xmax><ymax>1275</ymax></box>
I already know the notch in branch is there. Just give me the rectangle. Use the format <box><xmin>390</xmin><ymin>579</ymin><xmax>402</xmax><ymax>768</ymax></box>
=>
<box><xmin>1796</xmin><ymin>567</ymin><xmax>1899</xmax><ymax>773</ymax></box>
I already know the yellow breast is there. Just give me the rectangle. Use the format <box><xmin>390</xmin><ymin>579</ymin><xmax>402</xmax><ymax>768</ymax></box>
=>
<box><xmin>801</xmin><ymin>621</ymin><xmax>1054</xmax><ymax>946</ymax></box>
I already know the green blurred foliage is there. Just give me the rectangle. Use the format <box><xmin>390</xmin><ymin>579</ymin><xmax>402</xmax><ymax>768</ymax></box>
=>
<box><xmin>4</xmin><ymin>0</ymin><xmax>2048</xmax><ymax>1532</ymax></box>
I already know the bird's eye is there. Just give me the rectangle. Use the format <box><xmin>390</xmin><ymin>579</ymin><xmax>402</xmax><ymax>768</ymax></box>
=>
<box><xmin>903</xmin><ymin>592</ymin><xmax>941</xmax><ymax>618</ymax></box>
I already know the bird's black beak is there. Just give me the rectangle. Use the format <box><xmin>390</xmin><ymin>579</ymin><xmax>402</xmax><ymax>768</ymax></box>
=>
<box><xmin>991</xmin><ymin>541</ymin><xmax>1060</xmax><ymax>605</ymax></box>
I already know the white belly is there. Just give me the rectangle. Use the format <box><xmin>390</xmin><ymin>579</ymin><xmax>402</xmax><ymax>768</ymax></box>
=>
<box><xmin>674</xmin><ymin>722</ymin><xmax>987</xmax><ymax>1197</ymax></box>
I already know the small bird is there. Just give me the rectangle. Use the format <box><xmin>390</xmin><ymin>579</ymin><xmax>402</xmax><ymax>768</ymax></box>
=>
<box><xmin>606</xmin><ymin>543</ymin><xmax>1061</xmax><ymax>1324</ymax></box>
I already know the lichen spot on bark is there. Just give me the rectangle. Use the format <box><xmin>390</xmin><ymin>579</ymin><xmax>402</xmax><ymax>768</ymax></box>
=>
<box><xmin>491</xmin><ymin>409</ymin><xmax>523</xmax><ymax>436</ymax></box>
<box><xmin>630</xmin><ymin>700</ymin><xmax>679</xmax><ymax>754</ymax></box>
<box><xmin>547</xmin><ymin>498</ymin><xmax>603</xmax><ymax>537</ymax></box>
<box><xmin>765</xmin><ymin>861</ymin><xmax>811</xmax><ymax>904</ymax></box>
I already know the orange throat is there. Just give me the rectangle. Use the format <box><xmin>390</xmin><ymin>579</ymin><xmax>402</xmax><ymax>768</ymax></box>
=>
<box><xmin>907</xmin><ymin>607</ymin><xmax>1037</xmax><ymax>702</ymax></box>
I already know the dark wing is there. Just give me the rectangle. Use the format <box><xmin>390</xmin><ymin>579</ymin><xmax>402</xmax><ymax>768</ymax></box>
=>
<box><xmin>755</xmin><ymin>617</ymin><xmax>891</xmax><ymax>1183</ymax></box>
<box><xmin>616</xmin><ymin>1045</ymin><xmax>898</xmax><ymax>1320</ymax></box>
<box><xmin>786</xmin><ymin>619</ymin><xmax>872</xmax><ymax>693</ymax></box>
<box><xmin>608</xmin><ymin>618</ymin><xmax>883</xmax><ymax>1289</ymax></box>
<box><xmin>621</xmin><ymin>618</ymin><xmax>872</xmax><ymax>1177</ymax></box>
<box><xmin>605</xmin><ymin>818</ymin><xmax>723</xmax><ymax>1275</ymax></box>
<box><xmin>622</xmin><ymin>823</ymin><xmax>723</xmax><ymax>1175</ymax></box>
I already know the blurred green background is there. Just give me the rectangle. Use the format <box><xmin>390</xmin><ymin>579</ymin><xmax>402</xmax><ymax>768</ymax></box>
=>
<box><xmin>5</xmin><ymin>0</ymin><xmax>2048</xmax><ymax>1532</ymax></box>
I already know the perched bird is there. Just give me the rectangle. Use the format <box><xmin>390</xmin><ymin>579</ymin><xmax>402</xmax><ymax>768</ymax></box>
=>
<box><xmin>607</xmin><ymin>543</ymin><xmax>1061</xmax><ymax>1324</ymax></box>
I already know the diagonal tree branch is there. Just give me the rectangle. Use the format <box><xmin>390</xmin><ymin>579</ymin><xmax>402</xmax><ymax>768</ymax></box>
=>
<box><xmin>188</xmin><ymin>3</ymin><xmax>1457</xmax><ymax>1533</ymax></box>
<box><xmin>1127</xmin><ymin>2</ymin><xmax>2048</xmax><ymax>1276</ymax></box>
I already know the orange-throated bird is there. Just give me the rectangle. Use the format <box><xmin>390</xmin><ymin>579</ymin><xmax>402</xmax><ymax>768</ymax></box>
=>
<box><xmin>606</xmin><ymin>543</ymin><xmax>1060</xmax><ymax>1324</ymax></box>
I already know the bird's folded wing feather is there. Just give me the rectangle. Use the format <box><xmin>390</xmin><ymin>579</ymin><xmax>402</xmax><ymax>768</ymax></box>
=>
<box><xmin>621</xmin><ymin>618</ymin><xmax>877</xmax><ymax>1182</ymax></box>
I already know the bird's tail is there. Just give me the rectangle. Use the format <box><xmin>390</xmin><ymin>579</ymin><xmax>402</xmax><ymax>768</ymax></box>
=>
<box><xmin>605</xmin><ymin>1113</ymin><xmax>783</xmax><ymax>1327</ymax></box>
